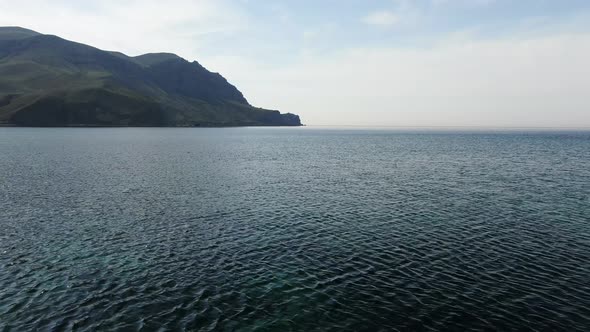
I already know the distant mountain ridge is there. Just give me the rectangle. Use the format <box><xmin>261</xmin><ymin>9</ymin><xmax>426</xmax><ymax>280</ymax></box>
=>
<box><xmin>0</xmin><ymin>27</ymin><xmax>301</xmax><ymax>127</ymax></box>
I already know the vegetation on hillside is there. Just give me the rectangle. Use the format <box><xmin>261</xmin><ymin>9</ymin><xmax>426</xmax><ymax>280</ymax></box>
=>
<box><xmin>0</xmin><ymin>27</ymin><xmax>301</xmax><ymax>127</ymax></box>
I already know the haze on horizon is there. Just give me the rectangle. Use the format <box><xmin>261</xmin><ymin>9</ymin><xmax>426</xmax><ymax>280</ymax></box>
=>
<box><xmin>2</xmin><ymin>0</ymin><xmax>589</xmax><ymax>128</ymax></box>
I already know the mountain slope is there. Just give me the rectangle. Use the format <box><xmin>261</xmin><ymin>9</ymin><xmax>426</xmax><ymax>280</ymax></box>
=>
<box><xmin>0</xmin><ymin>27</ymin><xmax>301</xmax><ymax>127</ymax></box>
<box><xmin>0</xmin><ymin>27</ymin><xmax>40</xmax><ymax>40</ymax></box>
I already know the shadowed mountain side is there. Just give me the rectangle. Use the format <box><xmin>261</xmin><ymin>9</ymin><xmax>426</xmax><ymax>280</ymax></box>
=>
<box><xmin>0</xmin><ymin>27</ymin><xmax>301</xmax><ymax>127</ymax></box>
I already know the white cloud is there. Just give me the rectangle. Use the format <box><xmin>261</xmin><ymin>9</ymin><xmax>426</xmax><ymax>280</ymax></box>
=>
<box><xmin>362</xmin><ymin>11</ymin><xmax>399</xmax><ymax>27</ymax></box>
<box><xmin>0</xmin><ymin>0</ymin><xmax>248</xmax><ymax>57</ymax></box>
<box><xmin>431</xmin><ymin>0</ymin><xmax>495</xmax><ymax>7</ymax></box>
<box><xmin>205</xmin><ymin>31</ymin><xmax>590</xmax><ymax>127</ymax></box>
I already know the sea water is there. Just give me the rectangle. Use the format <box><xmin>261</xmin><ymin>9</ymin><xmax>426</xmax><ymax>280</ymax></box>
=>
<box><xmin>1</xmin><ymin>127</ymin><xmax>589</xmax><ymax>331</ymax></box>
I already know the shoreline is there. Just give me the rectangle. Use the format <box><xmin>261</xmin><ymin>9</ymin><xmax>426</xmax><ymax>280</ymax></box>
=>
<box><xmin>0</xmin><ymin>123</ymin><xmax>304</xmax><ymax>128</ymax></box>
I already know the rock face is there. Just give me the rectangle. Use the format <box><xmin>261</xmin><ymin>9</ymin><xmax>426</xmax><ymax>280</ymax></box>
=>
<box><xmin>0</xmin><ymin>27</ymin><xmax>301</xmax><ymax>127</ymax></box>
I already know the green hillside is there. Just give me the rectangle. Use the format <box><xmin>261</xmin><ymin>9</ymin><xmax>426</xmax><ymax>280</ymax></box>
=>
<box><xmin>0</xmin><ymin>27</ymin><xmax>301</xmax><ymax>127</ymax></box>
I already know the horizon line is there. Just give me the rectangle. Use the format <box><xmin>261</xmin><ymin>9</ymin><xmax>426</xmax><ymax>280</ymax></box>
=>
<box><xmin>302</xmin><ymin>125</ymin><xmax>590</xmax><ymax>130</ymax></box>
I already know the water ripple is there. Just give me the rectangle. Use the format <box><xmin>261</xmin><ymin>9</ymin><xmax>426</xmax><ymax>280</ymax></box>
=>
<box><xmin>1</xmin><ymin>128</ymin><xmax>589</xmax><ymax>331</ymax></box>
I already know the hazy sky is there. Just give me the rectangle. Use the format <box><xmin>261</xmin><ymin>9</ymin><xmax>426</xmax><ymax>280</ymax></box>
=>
<box><xmin>1</xmin><ymin>0</ymin><xmax>590</xmax><ymax>127</ymax></box>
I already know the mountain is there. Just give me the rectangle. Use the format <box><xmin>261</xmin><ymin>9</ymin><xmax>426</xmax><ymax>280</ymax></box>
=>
<box><xmin>0</xmin><ymin>27</ymin><xmax>301</xmax><ymax>127</ymax></box>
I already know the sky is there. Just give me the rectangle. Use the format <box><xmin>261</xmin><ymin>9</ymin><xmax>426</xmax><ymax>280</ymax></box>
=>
<box><xmin>1</xmin><ymin>0</ymin><xmax>590</xmax><ymax>127</ymax></box>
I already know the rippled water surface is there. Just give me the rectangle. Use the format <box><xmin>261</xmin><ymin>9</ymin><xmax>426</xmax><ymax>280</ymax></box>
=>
<box><xmin>1</xmin><ymin>128</ymin><xmax>590</xmax><ymax>331</ymax></box>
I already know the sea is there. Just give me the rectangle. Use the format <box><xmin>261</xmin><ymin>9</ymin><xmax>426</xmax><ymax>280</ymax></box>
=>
<box><xmin>1</xmin><ymin>127</ymin><xmax>589</xmax><ymax>331</ymax></box>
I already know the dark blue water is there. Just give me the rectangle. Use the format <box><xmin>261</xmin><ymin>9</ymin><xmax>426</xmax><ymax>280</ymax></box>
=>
<box><xmin>1</xmin><ymin>128</ymin><xmax>589</xmax><ymax>331</ymax></box>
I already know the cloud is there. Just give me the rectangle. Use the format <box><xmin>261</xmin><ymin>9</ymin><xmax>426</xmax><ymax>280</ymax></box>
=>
<box><xmin>205</xmin><ymin>30</ymin><xmax>590</xmax><ymax>127</ymax></box>
<box><xmin>431</xmin><ymin>0</ymin><xmax>495</xmax><ymax>6</ymax></box>
<box><xmin>0</xmin><ymin>0</ymin><xmax>248</xmax><ymax>56</ymax></box>
<box><xmin>361</xmin><ymin>11</ymin><xmax>399</xmax><ymax>27</ymax></box>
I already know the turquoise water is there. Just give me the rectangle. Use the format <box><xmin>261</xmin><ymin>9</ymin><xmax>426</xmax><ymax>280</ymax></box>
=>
<box><xmin>1</xmin><ymin>128</ymin><xmax>589</xmax><ymax>331</ymax></box>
